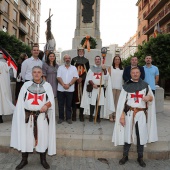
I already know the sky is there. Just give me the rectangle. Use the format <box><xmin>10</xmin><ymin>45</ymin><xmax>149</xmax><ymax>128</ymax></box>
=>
<box><xmin>39</xmin><ymin>0</ymin><xmax>138</xmax><ymax>51</ymax></box>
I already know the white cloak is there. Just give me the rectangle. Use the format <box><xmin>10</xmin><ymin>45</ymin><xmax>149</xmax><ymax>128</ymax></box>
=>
<box><xmin>81</xmin><ymin>69</ymin><xmax>115</xmax><ymax>119</ymax></box>
<box><xmin>0</xmin><ymin>62</ymin><xmax>15</xmax><ymax>115</ymax></box>
<box><xmin>112</xmin><ymin>85</ymin><xmax>158</xmax><ymax>146</ymax></box>
<box><xmin>10</xmin><ymin>81</ymin><xmax>56</xmax><ymax>155</ymax></box>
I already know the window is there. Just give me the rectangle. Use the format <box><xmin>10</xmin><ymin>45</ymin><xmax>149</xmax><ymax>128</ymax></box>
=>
<box><xmin>13</xmin><ymin>27</ymin><xmax>17</xmax><ymax>37</ymax></box>
<box><xmin>26</xmin><ymin>38</ymin><xmax>29</xmax><ymax>45</ymax></box>
<box><xmin>142</xmin><ymin>40</ymin><xmax>146</xmax><ymax>44</ymax></box>
<box><xmin>142</xmin><ymin>26</ymin><xmax>146</xmax><ymax>33</ymax></box>
<box><xmin>14</xmin><ymin>0</ymin><xmax>19</xmax><ymax>4</ymax></box>
<box><xmin>138</xmin><ymin>31</ymin><xmax>141</xmax><ymax>38</ymax></box>
<box><xmin>27</xmin><ymin>8</ymin><xmax>31</xmax><ymax>19</ymax></box>
<box><xmin>3</xmin><ymin>20</ymin><xmax>8</xmax><ymax>32</ymax></box>
<box><xmin>37</xmin><ymin>26</ymin><xmax>38</xmax><ymax>33</ymax></box>
<box><xmin>4</xmin><ymin>0</ymin><xmax>9</xmax><ymax>14</ymax></box>
<box><xmin>138</xmin><ymin>18</ymin><xmax>141</xmax><ymax>25</ymax></box>
<box><xmin>13</xmin><ymin>10</ymin><xmax>17</xmax><ymax>21</ymax></box>
<box><xmin>27</xmin><ymin>23</ymin><xmax>30</xmax><ymax>35</ymax></box>
<box><xmin>31</xmin><ymin>13</ymin><xmax>34</xmax><ymax>23</ymax></box>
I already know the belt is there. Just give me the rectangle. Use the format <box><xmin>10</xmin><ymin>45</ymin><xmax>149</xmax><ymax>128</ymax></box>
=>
<box><xmin>97</xmin><ymin>85</ymin><xmax>104</xmax><ymax>87</ymax></box>
<box><xmin>24</xmin><ymin>109</ymin><xmax>49</xmax><ymax>146</ymax></box>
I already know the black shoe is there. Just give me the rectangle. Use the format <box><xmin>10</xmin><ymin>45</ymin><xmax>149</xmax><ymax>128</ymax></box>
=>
<box><xmin>57</xmin><ymin>119</ymin><xmax>63</xmax><ymax>124</ymax></box>
<box><xmin>89</xmin><ymin>115</ymin><xmax>93</xmax><ymax>122</ymax></box>
<box><xmin>0</xmin><ymin>116</ymin><xmax>3</xmax><ymax>123</ymax></box>
<box><xmin>72</xmin><ymin>116</ymin><xmax>76</xmax><ymax>121</ymax></box>
<box><xmin>67</xmin><ymin>119</ymin><xmax>72</xmax><ymax>124</ymax></box>
<box><xmin>40</xmin><ymin>153</ymin><xmax>50</xmax><ymax>169</ymax></box>
<box><xmin>16</xmin><ymin>153</ymin><xmax>28</xmax><ymax>170</ymax></box>
<box><xmin>137</xmin><ymin>158</ymin><xmax>146</xmax><ymax>167</ymax></box>
<box><xmin>97</xmin><ymin>117</ymin><xmax>101</xmax><ymax>123</ymax></box>
<box><xmin>119</xmin><ymin>156</ymin><xmax>128</xmax><ymax>165</ymax></box>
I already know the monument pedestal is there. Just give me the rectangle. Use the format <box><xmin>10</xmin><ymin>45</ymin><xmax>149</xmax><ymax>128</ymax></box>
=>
<box><xmin>155</xmin><ymin>86</ymin><xmax>164</xmax><ymax>113</ymax></box>
<box><xmin>61</xmin><ymin>49</ymin><xmax>112</xmax><ymax>67</ymax></box>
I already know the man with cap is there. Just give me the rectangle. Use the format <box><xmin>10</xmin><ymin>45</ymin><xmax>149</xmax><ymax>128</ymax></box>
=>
<box><xmin>71</xmin><ymin>46</ymin><xmax>90</xmax><ymax>122</ymax></box>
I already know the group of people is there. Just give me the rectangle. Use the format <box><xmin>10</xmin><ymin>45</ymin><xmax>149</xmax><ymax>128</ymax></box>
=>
<box><xmin>0</xmin><ymin>44</ymin><xmax>159</xmax><ymax>169</ymax></box>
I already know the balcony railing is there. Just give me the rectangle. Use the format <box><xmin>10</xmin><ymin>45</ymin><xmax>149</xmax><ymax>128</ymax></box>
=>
<box><xmin>19</xmin><ymin>22</ymin><xmax>28</xmax><ymax>34</ymax></box>
<box><xmin>143</xmin><ymin>0</ymin><xmax>167</xmax><ymax>20</ymax></box>
<box><xmin>161</xmin><ymin>27</ymin><xmax>170</xmax><ymax>34</ymax></box>
<box><xmin>18</xmin><ymin>5</ymin><xmax>29</xmax><ymax>19</ymax></box>
<box><xmin>143</xmin><ymin>7</ymin><xmax>170</xmax><ymax>35</ymax></box>
<box><xmin>23</xmin><ymin>0</ymin><xmax>31</xmax><ymax>5</ymax></box>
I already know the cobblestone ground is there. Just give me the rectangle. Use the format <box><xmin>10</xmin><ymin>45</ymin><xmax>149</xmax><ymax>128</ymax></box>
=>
<box><xmin>0</xmin><ymin>153</ymin><xmax>170</xmax><ymax>170</ymax></box>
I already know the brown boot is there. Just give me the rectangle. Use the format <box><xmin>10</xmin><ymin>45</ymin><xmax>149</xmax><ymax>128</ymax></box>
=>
<box><xmin>15</xmin><ymin>152</ymin><xmax>28</xmax><ymax>170</ymax></box>
<box><xmin>40</xmin><ymin>152</ymin><xmax>50</xmax><ymax>169</ymax></box>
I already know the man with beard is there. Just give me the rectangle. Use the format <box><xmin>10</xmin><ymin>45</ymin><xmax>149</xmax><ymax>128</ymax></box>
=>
<box><xmin>11</xmin><ymin>66</ymin><xmax>56</xmax><ymax>169</ymax></box>
<box><xmin>57</xmin><ymin>54</ymin><xmax>79</xmax><ymax>124</ymax></box>
<box><xmin>143</xmin><ymin>55</ymin><xmax>159</xmax><ymax>95</ymax></box>
<box><xmin>112</xmin><ymin>67</ymin><xmax>158</xmax><ymax>167</ymax></box>
<box><xmin>71</xmin><ymin>46</ymin><xmax>90</xmax><ymax>122</ymax></box>
<box><xmin>81</xmin><ymin>56</ymin><xmax>114</xmax><ymax>122</ymax></box>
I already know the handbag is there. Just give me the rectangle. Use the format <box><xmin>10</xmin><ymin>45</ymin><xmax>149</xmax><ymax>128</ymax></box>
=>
<box><xmin>86</xmin><ymin>84</ymin><xmax>93</xmax><ymax>92</ymax></box>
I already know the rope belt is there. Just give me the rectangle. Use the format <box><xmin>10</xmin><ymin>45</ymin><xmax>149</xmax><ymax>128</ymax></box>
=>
<box><xmin>25</xmin><ymin>109</ymin><xmax>49</xmax><ymax>146</ymax></box>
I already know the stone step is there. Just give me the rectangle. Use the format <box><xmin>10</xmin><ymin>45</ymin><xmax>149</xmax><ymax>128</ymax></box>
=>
<box><xmin>0</xmin><ymin>115</ymin><xmax>170</xmax><ymax>160</ymax></box>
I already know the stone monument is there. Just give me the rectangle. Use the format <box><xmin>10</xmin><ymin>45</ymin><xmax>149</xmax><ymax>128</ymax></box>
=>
<box><xmin>72</xmin><ymin>0</ymin><xmax>102</xmax><ymax>49</ymax></box>
<box><xmin>62</xmin><ymin>0</ymin><xmax>112</xmax><ymax>67</ymax></box>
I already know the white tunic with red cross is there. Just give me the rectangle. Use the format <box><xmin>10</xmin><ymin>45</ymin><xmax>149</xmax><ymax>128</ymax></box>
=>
<box><xmin>24</xmin><ymin>91</ymin><xmax>47</xmax><ymax>111</ymax></box>
<box><xmin>23</xmin><ymin>89</ymin><xmax>49</xmax><ymax>152</ymax></box>
<box><xmin>87</xmin><ymin>69</ymin><xmax>109</xmax><ymax>106</ymax></box>
<box><xmin>124</xmin><ymin>88</ymin><xmax>149</xmax><ymax>145</ymax></box>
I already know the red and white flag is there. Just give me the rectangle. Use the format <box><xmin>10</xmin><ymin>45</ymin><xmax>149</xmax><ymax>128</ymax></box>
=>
<box><xmin>0</xmin><ymin>46</ymin><xmax>18</xmax><ymax>78</ymax></box>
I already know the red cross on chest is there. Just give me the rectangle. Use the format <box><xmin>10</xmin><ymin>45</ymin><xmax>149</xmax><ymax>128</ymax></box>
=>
<box><xmin>130</xmin><ymin>91</ymin><xmax>143</xmax><ymax>103</ymax></box>
<box><xmin>27</xmin><ymin>93</ymin><xmax>44</xmax><ymax>105</ymax></box>
<box><xmin>94</xmin><ymin>72</ymin><xmax>102</xmax><ymax>79</ymax></box>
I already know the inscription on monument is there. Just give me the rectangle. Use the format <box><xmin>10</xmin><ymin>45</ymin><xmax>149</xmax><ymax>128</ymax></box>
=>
<box><xmin>82</xmin><ymin>0</ymin><xmax>95</xmax><ymax>23</ymax></box>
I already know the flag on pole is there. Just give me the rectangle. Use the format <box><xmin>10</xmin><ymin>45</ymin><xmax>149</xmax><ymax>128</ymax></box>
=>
<box><xmin>0</xmin><ymin>46</ymin><xmax>18</xmax><ymax>78</ymax></box>
<box><xmin>153</xmin><ymin>23</ymin><xmax>162</xmax><ymax>38</ymax></box>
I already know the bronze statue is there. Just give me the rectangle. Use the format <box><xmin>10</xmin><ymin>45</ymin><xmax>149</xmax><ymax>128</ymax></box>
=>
<box><xmin>82</xmin><ymin>0</ymin><xmax>95</xmax><ymax>23</ymax></box>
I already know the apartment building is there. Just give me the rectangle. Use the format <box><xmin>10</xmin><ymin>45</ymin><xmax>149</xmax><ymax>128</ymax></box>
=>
<box><xmin>0</xmin><ymin>0</ymin><xmax>41</xmax><ymax>45</ymax></box>
<box><xmin>120</xmin><ymin>33</ymin><xmax>137</xmax><ymax>60</ymax></box>
<box><xmin>136</xmin><ymin>0</ymin><xmax>170</xmax><ymax>45</ymax></box>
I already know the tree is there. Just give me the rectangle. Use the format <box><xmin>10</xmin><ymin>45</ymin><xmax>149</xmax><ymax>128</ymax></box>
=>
<box><xmin>0</xmin><ymin>31</ymin><xmax>31</xmax><ymax>61</ymax></box>
<box><xmin>123</xmin><ymin>34</ymin><xmax>170</xmax><ymax>80</ymax></box>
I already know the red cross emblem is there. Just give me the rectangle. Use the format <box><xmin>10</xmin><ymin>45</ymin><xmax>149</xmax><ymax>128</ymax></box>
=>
<box><xmin>27</xmin><ymin>93</ymin><xmax>44</xmax><ymax>105</ymax></box>
<box><xmin>131</xmin><ymin>91</ymin><xmax>143</xmax><ymax>103</ymax></box>
<box><xmin>94</xmin><ymin>72</ymin><xmax>102</xmax><ymax>79</ymax></box>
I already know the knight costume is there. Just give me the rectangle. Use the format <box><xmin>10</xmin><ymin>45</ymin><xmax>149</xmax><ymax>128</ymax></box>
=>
<box><xmin>81</xmin><ymin>65</ymin><xmax>115</xmax><ymax>122</ymax></box>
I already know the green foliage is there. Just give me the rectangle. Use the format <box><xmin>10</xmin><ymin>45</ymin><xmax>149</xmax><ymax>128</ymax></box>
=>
<box><xmin>122</xmin><ymin>56</ymin><xmax>132</xmax><ymax>68</ymax></box>
<box><xmin>81</xmin><ymin>36</ymin><xmax>97</xmax><ymax>49</ymax></box>
<box><xmin>122</xmin><ymin>34</ymin><xmax>170</xmax><ymax>79</ymax></box>
<box><xmin>0</xmin><ymin>31</ymin><xmax>31</xmax><ymax>62</ymax></box>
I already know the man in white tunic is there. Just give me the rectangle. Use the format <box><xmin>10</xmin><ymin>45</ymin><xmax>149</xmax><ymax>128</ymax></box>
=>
<box><xmin>0</xmin><ymin>51</ymin><xmax>15</xmax><ymax>123</ymax></box>
<box><xmin>10</xmin><ymin>66</ymin><xmax>56</xmax><ymax>170</ymax></box>
<box><xmin>112</xmin><ymin>67</ymin><xmax>158</xmax><ymax>167</ymax></box>
<box><xmin>81</xmin><ymin>56</ymin><xmax>114</xmax><ymax>122</ymax></box>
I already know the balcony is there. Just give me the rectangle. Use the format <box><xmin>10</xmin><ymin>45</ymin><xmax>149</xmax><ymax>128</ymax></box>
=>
<box><xmin>23</xmin><ymin>0</ymin><xmax>31</xmax><ymax>5</ymax></box>
<box><xmin>161</xmin><ymin>27</ymin><xmax>170</xmax><ymax>34</ymax></box>
<box><xmin>19</xmin><ymin>22</ymin><xmax>28</xmax><ymax>35</ymax></box>
<box><xmin>143</xmin><ymin>0</ymin><xmax>167</xmax><ymax>20</ymax></box>
<box><xmin>143</xmin><ymin>7</ymin><xmax>170</xmax><ymax>35</ymax></box>
<box><xmin>18</xmin><ymin>5</ymin><xmax>29</xmax><ymax>19</ymax></box>
<box><xmin>0</xmin><ymin>4</ymin><xmax>5</xmax><ymax>14</ymax></box>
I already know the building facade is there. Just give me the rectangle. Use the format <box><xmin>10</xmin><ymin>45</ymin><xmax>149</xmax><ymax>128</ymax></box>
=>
<box><xmin>0</xmin><ymin>0</ymin><xmax>41</xmax><ymax>45</ymax></box>
<box><xmin>120</xmin><ymin>33</ymin><xmax>137</xmax><ymax>60</ymax></box>
<box><xmin>136</xmin><ymin>0</ymin><xmax>170</xmax><ymax>45</ymax></box>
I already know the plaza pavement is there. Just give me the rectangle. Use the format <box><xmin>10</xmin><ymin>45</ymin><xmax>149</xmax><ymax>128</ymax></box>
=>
<box><xmin>0</xmin><ymin>99</ymin><xmax>170</xmax><ymax>160</ymax></box>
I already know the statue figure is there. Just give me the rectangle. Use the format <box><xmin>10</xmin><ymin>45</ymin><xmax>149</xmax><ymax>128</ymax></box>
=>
<box><xmin>82</xmin><ymin>0</ymin><xmax>95</xmax><ymax>23</ymax></box>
